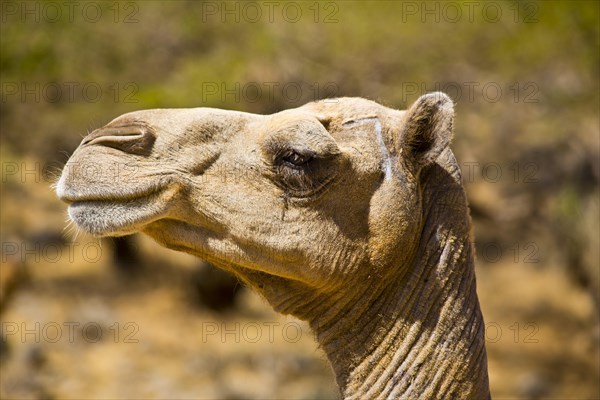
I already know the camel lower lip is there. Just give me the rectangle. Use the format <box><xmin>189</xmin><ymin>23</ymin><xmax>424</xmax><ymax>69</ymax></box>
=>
<box><xmin>67</xmin><ymin>192</ymin><xmax>166</xmax><ymax>236</ymax></box>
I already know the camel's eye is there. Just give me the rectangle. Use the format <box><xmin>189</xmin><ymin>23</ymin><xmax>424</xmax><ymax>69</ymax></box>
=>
<box><xmin>267</xmin><ymin>148</ymin><xmax>336</xmax><ymax>198</ymax></box>
<box><xmin>263</xmin><ymin>136</ymin><xmax>340</xmax><ymax>198</ymax></box>
<box><xmin>281</xmin><ymin>151</ymin><xmax>314</xmax><ymax>168</ymax></box>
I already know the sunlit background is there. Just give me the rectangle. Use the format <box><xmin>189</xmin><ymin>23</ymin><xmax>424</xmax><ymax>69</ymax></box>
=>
<box><xmin>1</xmin><ymin>1</ymin><xmax>598</xmax><ymax>399</ymax></box>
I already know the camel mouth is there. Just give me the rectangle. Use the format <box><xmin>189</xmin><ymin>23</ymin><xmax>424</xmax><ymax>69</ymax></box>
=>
<box><xmin>57</xmin><ymin>185</ymin><xmax>164</xmax><ymax>205</ymax></box>
<box><xmin>55</xmin><ymin>168</ymin><xmax>177</xmax><ymax>206</ymax></box>
<box><xmin>66</xmin><ymin>188</ymin><xmax>174</xmax><ymax>237</ymax></box>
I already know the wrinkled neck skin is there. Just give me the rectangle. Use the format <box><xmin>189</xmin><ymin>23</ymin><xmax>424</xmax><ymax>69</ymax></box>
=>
<box><xmin>312</xmin><ymin>151</ymin><xmax>489</xmax><ymax>399</ymax></box>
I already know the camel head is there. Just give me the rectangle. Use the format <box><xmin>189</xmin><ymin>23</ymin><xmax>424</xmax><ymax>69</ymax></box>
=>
<box><xmin>57</xmin><ymin>93</ymin><xmax>490</xmax><ymax>398</ymax></box>
<box><xmin>57</xmin><ymin>93</ymin><xmax>455</xmax><ymax>313</ymax></box>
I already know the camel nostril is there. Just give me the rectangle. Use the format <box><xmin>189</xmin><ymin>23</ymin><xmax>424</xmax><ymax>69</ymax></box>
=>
<box><xmin>82</xmin><ymin>125</ymin><xmax>156</xmax><ymax>156</ymax></box>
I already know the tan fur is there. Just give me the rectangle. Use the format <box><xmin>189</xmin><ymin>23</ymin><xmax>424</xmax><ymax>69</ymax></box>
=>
<box><xmin>57</xmin><ymin>93</ymin><xmax>490</xmax><ymax>399</ymax></box>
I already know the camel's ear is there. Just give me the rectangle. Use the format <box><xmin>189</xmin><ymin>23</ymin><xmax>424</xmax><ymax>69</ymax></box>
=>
<box><xmin>400</xmin><ymin>92</ymin><xmax>454</xmax><ymax>173</ymax></box>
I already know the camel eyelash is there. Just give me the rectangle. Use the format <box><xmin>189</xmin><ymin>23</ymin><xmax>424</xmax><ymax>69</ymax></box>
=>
<box><xmin>277</xmin><ymin>150</ymin><xmax>315</xmax><ymax>169</ymax></box>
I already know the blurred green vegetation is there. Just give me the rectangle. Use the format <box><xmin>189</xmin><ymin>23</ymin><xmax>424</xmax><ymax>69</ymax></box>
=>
<box><xmin>1</xmin><ymin>1</ymin><xmax>598</xmax><ymax>153</ymax></box>
<box><xmin>0</xmin><ymin>0</ymin><xmax>598</xmax><ymax>398</ymax></box>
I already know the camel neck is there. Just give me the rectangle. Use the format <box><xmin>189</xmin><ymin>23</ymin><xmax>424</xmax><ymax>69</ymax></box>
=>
<box><xmin>311</xmin><ymin>176</ymin><xmax>490</xmax><ymax>399</ymax></box>
<box><xmin>313</xmin><ymin>231</ymin><xmax>489</xmax><ymax>399</ymax></box>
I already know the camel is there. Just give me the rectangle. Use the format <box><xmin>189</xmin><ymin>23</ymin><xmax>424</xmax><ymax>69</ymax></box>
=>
<box><xmin>56</xmin><ymin>93</ymin><xmax>490</xmax><ymax>399</ymax></box>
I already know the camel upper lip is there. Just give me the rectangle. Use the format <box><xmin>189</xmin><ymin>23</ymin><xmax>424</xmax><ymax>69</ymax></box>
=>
<box><xmin>58</xmin><ymin>186</ymin><xmax>164</xmax><ymax>205</ymax></box>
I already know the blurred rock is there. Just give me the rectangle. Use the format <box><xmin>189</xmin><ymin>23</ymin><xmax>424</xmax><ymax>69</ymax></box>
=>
<box><xmin>112</xmin><ymin>236</ymin><xmax>143</xmax><ymax>275</ymax></box>
<box><xmin>27</xmin><ymin>231</ymin><xmax>67</xmax><ymax>248</ymax></box>
<box><xmin>191</xmin><ymin>262</ymin><xmax>242</xmax><ymax>311</ymax></box>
